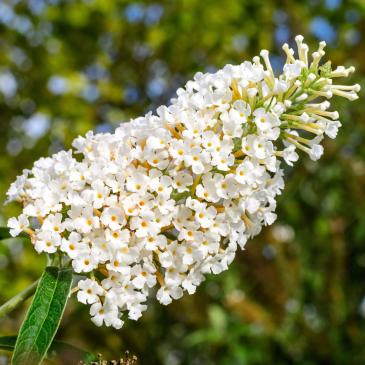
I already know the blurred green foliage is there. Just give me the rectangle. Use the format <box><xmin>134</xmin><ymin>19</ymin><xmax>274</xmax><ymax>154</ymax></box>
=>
<box><xmin>0</xmin><ymin>0</ymin><xmax>365</xmax><ymax>364</ymax></box>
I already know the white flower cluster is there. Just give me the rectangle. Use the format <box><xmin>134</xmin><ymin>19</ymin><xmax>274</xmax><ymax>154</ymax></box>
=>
<box><xmin>7</xmin><ymin>36</ymin><xmax>359</xmax><ymax>329</ymax></box>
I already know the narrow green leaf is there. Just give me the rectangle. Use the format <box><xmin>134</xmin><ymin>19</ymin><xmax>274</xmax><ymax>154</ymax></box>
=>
<box><xmin>0</xmin><ymin>336</ymin><xmax>97</xmax><ymax>363</ymax></box>
<box><xmin>12</xmin><ymin>267</ymin><xmax>73</xmax><ymax>365</ymax></box>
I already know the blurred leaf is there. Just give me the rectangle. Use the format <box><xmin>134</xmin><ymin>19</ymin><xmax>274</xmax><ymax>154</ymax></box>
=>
<box><xmin>0</xmin><ymin>336</ymin><xmax>97</xmax><ymax>363</ymax></box>
<box><xmin>0</xmin><ymin>227</ymin><xmax>27</xmax><ymax>240</ymax></box>
<box><xmin>0</xmin><ymin>336</ymin><xmax>16</xmax><ymax>351</ymax></box>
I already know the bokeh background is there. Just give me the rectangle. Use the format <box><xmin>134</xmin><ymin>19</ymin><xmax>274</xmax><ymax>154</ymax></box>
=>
<box><xmin>0</xmin><ymin>0</ymin><xmax>365</xmax><ymax>364</ymax></box>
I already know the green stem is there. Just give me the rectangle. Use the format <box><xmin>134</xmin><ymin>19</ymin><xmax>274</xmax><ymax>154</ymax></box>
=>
<box><xmin>0</xmin><ymin>280</ymin><xmax>38</xmax><ymax>318</ymax></box>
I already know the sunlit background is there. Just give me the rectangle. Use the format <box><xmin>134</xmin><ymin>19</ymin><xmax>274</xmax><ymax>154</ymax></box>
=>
<box><xmin>1</xmin><ymin>0</ymin><xmax>365</xmax><ymax>364</ymax></box>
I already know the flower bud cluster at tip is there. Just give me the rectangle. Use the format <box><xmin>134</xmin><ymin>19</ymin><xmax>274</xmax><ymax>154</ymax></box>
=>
<box><xmin>6</xmin><ymin>35</ymin><xmax>360</xmax><ymax>329</ymax></box>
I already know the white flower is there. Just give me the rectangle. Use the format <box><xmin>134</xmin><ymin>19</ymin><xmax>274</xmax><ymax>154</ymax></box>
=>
<box><xmin>194</xmin><ymin>204</ymin><xmax>217</xmax><ymax>228</ymax></box>
<box><xmin>140</xmin><ymin>233</ymin><xmax>167</xmax><ymax>251</ymax></box>
<box><xmin>282</xmin><ymin>145</ymin><xmax>299</xmax><ymax>166</ymax></box>
<box><xmin>179</xmin><ymin>242</ymin><xmax>203</xmax><ymax>265</ymax></box>
<box><xmin>221</xmin><ymin>101</ymin><xmax>250</xmax><ymax>137</ymax></box>
<box><xmin>169</xmin><ymin>139</ymin><xmax>188</xmax><ymax>163</ymax></box>
<box><xmin>242</xmin><ymin>135</ymin><xmax>273</xmax><ymax>159</ymax></box>
<box><xmin>90</xmin><ymin>300</ymin><xmax>123</xmax><ymax>329</ymax></box>
<box><xmin>42</xmin><ymin>213</ymin><xmax>64</xmax><ymax>234</ymax></box>
<box><xmin>146</xmin><ymin>131</ymin><xmax>171</xmax><ymax>150</ymax></box>
<box><xmin>69</xmin><ymin>207</ymin><xmax>100</xmax><ymax>234</ymax></box>
<box><xmin>126</xmin><ymin>170</ymin><xmax>149</xmax><ymax>194</ymax></box>
<box><xmin>156</xmin><ymin>285</ymin><xmax>183</xmax><ymax>305</ymax></box>
<box><xmin>215</xmin><ymin>174</ymin><xmax>238</xmax><ymax>199</ymax></box>
<box><xmin>199</xmin><ymin>232</ymin><xmax>220</xmax><ymax>256</ymax></box>
<box><xmin>6</xmin><ymin>35</ymin><xmax>359</xmax><ymax>329</ymax></box>
<box><xmin>309</xmin><ymin>143</ymin><xmax>324</xmax><ymax>161</ymax></box>
<box><xmin>178</xmin><ymin>226</ymin><xmax>203</xmax><ymax>242</ymax></box>
<box><xmin>211</xmin><ymin>143</ymin><xmax>235</xmax><ymax>171</ymax></box>
<box><xmin>235</xmin><ymin>160</ymin><xmax>265</xmax><ymax>185</ymax></box>
<box><xmin>77</xmin><ymin>278</ymin><xmax>104</xmax><ymax>304</ymax></box>
<box><xmin>91</xmin><ymin>180</ymin><xmax>110</xmax><ymax>209</ymax></box>
<box><xmin>194</xmin><ymin>174</ymin><xmax>219</xmax><ymax>203</ymax></box>
<box><xmin>283</xmin><ymin>60</ymin><xmax>306</xmax><ymax>80</ymax></box>
<box><xmin>8</xmin><ymin>214</ymin><xmax>29</xmax><ymax>237</ymax></box>
<box><xmin>105</xmin><ymin>253</ymin><xmax>132</xmax><ymax>274</ymax></box>
<box><xmin>100</xmin><ymin>207</ymin><xmax>125</xmax><ymax>230</ymax></box>
<box><xmin>324</xmin><ymin>120</ymin><xmax>342</xmax><ymax>139</ymax></box>
<box><xmin>130</xmin><ymin>212</ymin><xmax>159</xmax><ymax>238</ymax></box>
<box><xmin>202</xmin><ymin>131</ymin><xmax>221</xmax><ymax>152</ymax></box>
<box><xmin>72</xmin><ymin>252</ymin><xmax>98</xmax><ymax>273</ymax></box>
<box><xmin>105</xmin><ymin>228</ymin><xmax>130</xmax><ymax>248</ymax></box>
<box><xmin>131</xmin><ymin>263</ymin><xmax>156</xmax><ymax>289</ymax></box>
<box><xmin>184</xmin><ymin>147</ymin><xmax>210</xmax><ymax>174</ymax></box>
<box><xmin>60</xmin><ymin>232</ymin><xmax>86</xmax><ymax>258</ymax></box>
<box><xmin>145</xmin><ymin>150</ymin><xmax>170</xmax><ymax>170</ymax></box>
<box><xmin>34</xmin><ymin>230</ymin><xmax>62</xmax><ymax>254</ymax></box>
<box><xmin>149</xmin><ymin>174</ymin><xmax>173</xmax><ymax>199</ymax></box>
<box><xmin>171</xmin><ymin>171</ymin><xmax>193</xmax><ymax>192</ymax></box>
<box><xmin>253</xmin><ymin>108</ymin><xmax>280</xmax><ymax>133</ymax></box>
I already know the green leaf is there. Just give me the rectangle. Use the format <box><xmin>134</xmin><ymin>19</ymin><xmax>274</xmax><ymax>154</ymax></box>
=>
<box><xmin>12</xmin><ymin>267</ymin><xmax>73</xmax><ymax>365</ymax></box>
<box><xmin>0</xmin><ymin>336</ymin><xmax>17</xmax><ymax>351</ymax></box>
<box><xmin>0</xmin><ymin>336</ymin><xmax>97</xmax><ymax>363</ymax></box>
<box><xmin>319</xmin><ymin>61</ymin><xmax>332</xmax><ymax>78</ymax></box>
<box><xmin>0</xmin><ymin>227</ymin><xmax>27</xmax><ymax>240</ymax></box>
<box><xmin>48</xmin><ymin>342</ymin><xmax>97</xmax><ymax>364</ymax></box>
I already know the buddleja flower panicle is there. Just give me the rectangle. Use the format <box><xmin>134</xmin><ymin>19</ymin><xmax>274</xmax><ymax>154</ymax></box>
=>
<box><xmin>6</xmin><ymin>35</ymin><xmax>359</xmax><ymax>329</ymax></box>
